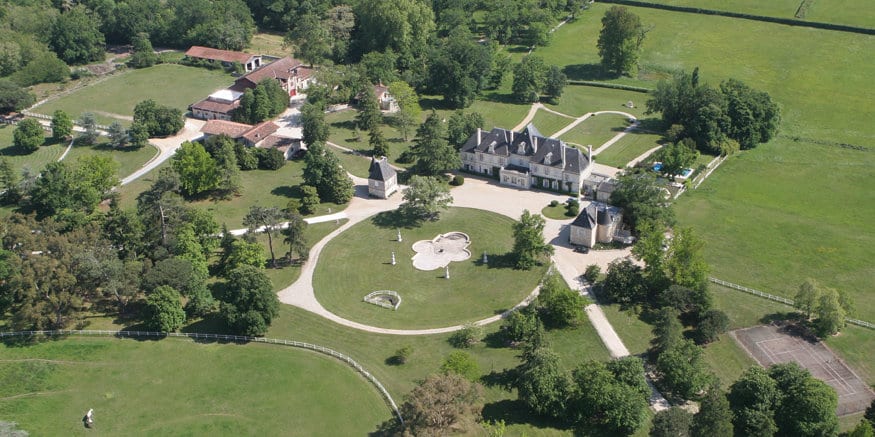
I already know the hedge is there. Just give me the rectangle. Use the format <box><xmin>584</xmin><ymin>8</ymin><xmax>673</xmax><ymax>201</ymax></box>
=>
<box><xmin>567</xmin><ymin>80</ymin><xmax>651</xmax><ymax>93</ymax></box>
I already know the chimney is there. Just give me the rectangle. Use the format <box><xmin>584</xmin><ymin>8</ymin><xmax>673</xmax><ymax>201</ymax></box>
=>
<box><xmin>561</xmin><ymin>145</ymin><xmax>566</xmax><ymax>167</ymax></box>
<box><xmin>510</xmin><ymin>130</ymin><xmax>514</xmax><ymax>142</ymax></box>
<box><xmin>477</xmin><ymin>127</ymin><xmax>482</xmax><ymax>145</ymax></box>
<box><xmin>533</xmin><ymin>136</ymin><xmax>538</xmax><ymax>153</ymax></box>
<box><xmin>588</xmin><ymin>145</ymin><xmax>593</xmax><ymax>160</ymax></box>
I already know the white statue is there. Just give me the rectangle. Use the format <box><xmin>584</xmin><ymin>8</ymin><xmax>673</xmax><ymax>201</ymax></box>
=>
<box><xmin>85</xmin><ymin>409</ymin><xmax>94</xmax><ymax>427</ymax></box>
<box><xmin>391</xmin><ymin>251</ymin><xmax>396</xmax><ymax>266</ymax></box>
<box><xmin>445</xmin><ymin>265</ymin><xmax>450</xmax><ymax>279</ymax></box>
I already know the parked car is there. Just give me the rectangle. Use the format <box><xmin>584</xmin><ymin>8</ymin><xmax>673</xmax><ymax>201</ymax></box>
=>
<box><xmin>573</xmin><ymin>245</ymin><xmax>589</xmax><ymax>254</ymax></box>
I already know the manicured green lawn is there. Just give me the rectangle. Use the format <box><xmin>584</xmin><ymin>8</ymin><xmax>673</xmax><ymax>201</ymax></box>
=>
<box><xmin>327</xmin><ymin>143</ymin><xmax>379</xmax><ymax>179</ymax></box>
<box><xmin>676</xmin><ymin>140</ymin><xmax>875</xmax><ymax>322</ymax></box>
<box><xmin>594</xmin><ymin>131</ymin><xmax>662</xmax><ymax>168</ymax></box>
<box><xmin>531</xmin><ymin>109</ymin><xmax>575</xmax><ymax>137</ymax></box>
<box><xmin>313</xmin><ymin>207</ymin><xmax>548</xmax><ymax>329</ymax></box>
<box><xmin>64</xmin><ymin>141</ymin><xmax>158</xmax><ymax>180</ymax></box>
<box><xmin>645</xmin><ymin>0</ymin><xmax>875</xmax><ymax>28</ymax></box>
<box><xmin>544</xmin><ymin>85</ymin><xmax>647</xmax><ymax>119</ymax></box>
<box><xmin>325</xmin><ymin>109</ymin><xmax>413</xmax><ymax>168</ymax></box>
<box><xmin>190</xmin><ymin>160</ymin><xmax>348</xmax><ymax>229</ymax></box>
<box><xmin>0</xmin><ymin>126</ymin><xmax>65</xmax><ymax>174</ymax></box>
<box><xmin>559</xmin><ymin>113</ymin><xmax>629</xmax><ymax>149</ymax></box>
<box><xmin>32</xmin><ymin>65</ymin><xmax>233</xmax><ymax>126</ymax></box>
<box><xmin>599</xmin><ymin>304</ymin><xmax>653</xmax><ymax>355</ymax></box>
<box><xmin>0</xmin><ymin>337</ymin><xmax>388</xmax><ymax>435</ymax></box>
<box><xmin>252</xmin><ymin>220</ymin><xmax>349</xmax><ymax>291</ymax></box>
<box><xmin>701</xmin><ymin>333</ymin><xmax>757</xmax><ymax>388</ymax></box>
<box><xmin>541</xmin><ymin>203</ymin><xmax>572</xmax><ymax>220</ymax></box>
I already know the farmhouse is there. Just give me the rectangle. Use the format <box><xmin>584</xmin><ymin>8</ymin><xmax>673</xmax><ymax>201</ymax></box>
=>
<box><xmin>569</xmin><ymin>203</ymin><xmax>624</xmax><ymax>248</ymax></box>
<box><xmin>184</xmin><ymin>46</ymin><xmax>262</xmax><ymax>72</ymax></box>
<box><xmin>368</xmin><ymin>156</ymin><xmax>398</xmax><ymax>199</ymax></box>
<box><xmin>200</xmin><ymin>119</ymin><xmax>301</xmax><ymax>158</ymax></box>
<box><xmin>190</xmin><ymin>56</ymin><xmax>314</xmax><ymax>120</ymax></box>
<box><xmin>460</xmin><ymin>124</ymin><xmax>592</xmax><ymax>194</ymax></box>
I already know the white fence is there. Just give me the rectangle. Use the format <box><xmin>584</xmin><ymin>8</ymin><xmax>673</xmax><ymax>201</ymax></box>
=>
<box><xmin>709</xmin><ymin>277</ymin><xmax>874</xmax><ymax>330</ymax></box>
<box><xmin>0</xmin><ymin>329</ymin><xmax>403</xmax><ymax>424</ymax></box>
<box><xmin>21</xmin><ymin>110</ymin><xmax>112</xmax><ymax>131</ymax></box>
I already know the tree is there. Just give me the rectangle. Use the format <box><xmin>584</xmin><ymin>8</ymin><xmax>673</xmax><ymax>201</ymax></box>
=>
<box><xmin>51</xmin><ymin>110</ymin><xmax>73</xmax><ymax>142</ymax></box>
<box><xmin>865</xmin><ymin>398</ymin><xmax>875</xmax><ymax>428</ymax></box>
<box><xmin>449</xmin><ymin>323</ymin><xmax>482</xmax><ymax>348</ymax></box>
<box><xmin>441</xmin><ymin>351</ymin><xmax>480</xmax><ymax>381</ymax></box>
<box><xmin>394</xmin><ymin>373</ymin><xmax>482</xmax><ymax>437</ymax></box>
<box><xmin>693</xmin><ymin>309</ymin><xmax>729</xmax><ymax>345</ymax></box>
<box><xmin>400</xmin><ymin>175</ymin><xmax>453</xmax><ymax>220</ymax></box>
<box><xmin>299</xmin><ymin>184</ymin><xmax>320</xmax><ymax>214</ymax></box>
<box><xmin>0</xmin><ymin>158</ymin><xmax>20</xmax><ymax>204</ymax></box>
<box><xmin>794</xmin><ymin>279</ymin><xmax>821</xmax><ymax>319</ymax></box>
<box><xmin>659</xmin><ymin>139</ymin><xmax>699</xmax><ymax>180</ymax></box>
<box><xmin>133</xmin><ymin>99</ymin><xmax>184</xmax><ymax>137</ymax></box>
<box><xmin>29</xmin><ymin>158</ymin><xmax>116</xmax><ymax>217</ymax></box>
<box><xmin>652</xmin><ymin>307</ymin><xmax>683</xmax><ymax>355</ymax></box>
<box><xmin>610</xmin><ymin>170</ymin><xmax>675</xmax><ymax>233</ymax></box>
<box><xmin>512</xmin><ymin>210</ymin><xmax>553</xmax><ymax>270</ymax></box>
<box><xmin>389</xmin><ymin>80</ymin><xmax>420</xmax><ymax>140</ymax></box>
<box><xmin>0</xmin><ymin>79</ymin><xmax>35</xmax><ymax>113</ymax></box>
<box><xmin>144</xmin><ymin>285</ymin><xmax>186</xmax><ymax>332</ymax></box>
<box><xmin>352</xmin><ymin>0</ymin><xmax>435</xmax><ymax>70</ymax></box>
<box><xmin>607</xmin><ymin>356</ymin><xmax>652</xmax><ymax>401</ymax></box>
<box><xmin>427</xmin><ymin>27</ymin><xmax>493</xmax><ymax>108</ymax></box>
<box><xmin>107</xmin><ymin>121</ymin><xmax>129</xmax><ymax>149</ymax></box>
<box><xmin>172</xmin><ymin>141</ymin><xmax>220</xmax><ymax>197</ymax></box>
<box><xmin>663</xmin><ymin>227</ymin><xmax>710</xmax><ymax>293</ymax></box>
<box><xmin>211</xmin><ymin>136</ymin><xmax>241</xmax><ymax>196</ymax></box>
<box><xmin>602</xmin><ymin>258</ymin><xmax>647</xmax><ymax>306</ymax></box>
<box><xmin>356</xmin><ymin>84</ymin><xmax>382</xmax><ymax>132</ymax></box>
<box><xmin>850</xmin><ymin>421</ymin><xmax>875</xmax><ymax>437</ymax></box>
<box><xmin>719</xmin><ymin>79</ymin><xmax>780</xmax><ymax>149</ymax></box>
<box><xmin>543</xmin><ymin>65</ymin><xmax>567</xmax><ymax>103</ymax></box>
<box><xmin>142</xmin><ymin>257</ymin><xmax>208</xmax><ymax>298</ymax></box>
<box><xmin>128</xmin><ymin>122</ymin><xmax>150</xmax><ymax>148</ymax></box>
<box><xmin>815</xmin><ymin>287</ymin><xmax>846</xmax><ymax>337</ymax></box>
<box><xmin>650</xmin><ymin>407</ymin><xmax>693</xmax><ymax>437</ymax></box>
<box><xmin>501</xmin><ymin>307</ymin><xmax>542</xmax><ymax>345</ymax></box>
<box><xmin>691</xmin><ymin>386</ymin><xmax>734</xmax><ymax>437</ymax></box>
<box><xmin>285</xmin><ymin>13</ymin><xmax>331</xmax><ymax>67</ymax></box>
<box><xmin>597</xmin><ymin>6</ymin><xmax>646</xmax><ymax>76</ymax></box>
<box><xmin>13</xmin><ymin>118</ymin><xmax>44</xmax><ymax>153</ymax></box>
<box><xmin>570</xmin><ymin>359</ymin><xmax>649</xmax><ymax>434</ymax></box>
<box><xmin>301</xmin><ymin>102</ymin><xmax>329</xmax><ymax>146</ymax></box>
<box><xmin>49</xmin><ymin>5</ymin><xmax>105</xmax><ymax>64</ymax></box>
<box><xmin>447</xmin><ymin>110</ymin><xmax>484</xmax><ymax>149</ymax></box>
<box><xmin>129</xmin><ymin>32</ymin><xmax>157</xmax><ymax>68</ymax></box>
<box><xmin>243</xmin><ymin>206</ymin><xmax>284</xmax><ymax>268</ymax></box>
<box><xmin>369</xmin><ymin>127</ymin><xmax>390</xmax><ymax>158</ymax></box>
<box><xmin>583</xmin><ymin>264</ymin><xmax>601</xmax><ymax>283</ymax></box>
<box><xmin>282</xmin><ymin>211</ymin><xmax>309</xmax><ymax>262</ymax></box>
<box><xmin>223</xmin><ymin>239</ymin><xmax>267</xmax><ymax>273</ymax></box>
<box><xmin>769</xmin><ymin>363</ymin><xmax>838</xmax><ymax>437</ymax></box>
<box><xmin>410</xmin><ymin>112</ymin><xmax>459</xmax><ymax>175</ymax></box>
<box><xmin>302</xmin><ymin>142</ymin><xmax>354</xmax><ymax>204</ymax></box>
<box><xmin>728</xmin><ymin>367</ymin><xmax>779</xmax><ymax>437</ymax></box>
<box><xmin>255</xmin><ymin>147</ymin><xmax>285</xmax><ymax>171</ymax></box>
<box><xmin>512</xmin><ymin>55</ymin><xmax>547</xmax><ymax>103</ymax></box>
<box><xmin>220</xmin><ymin>265</ymin><xmax>279</xmax><ymax>336</ymax></box>
<box><xmin>656</xmin><ymin>339</ymin><xmax>711</xmax><ymax>399</ymax></box>
<box><xmin>536</xmin><ymin>272</ymin><xmax>584</xmax><ymax>327</ymax></box>
<box><xmin>77</xmin><ymin>112</ymin><xmax>99</xmax><ymax>145</ymax></box>
<box><xmin>516</xmin><ymin>347</ymin><xmax>570</xmax><ymax>418</ymax></box>
<box><xmin>11</xmin><ymin>51</ymin><xmax>70</xmax><ymax>87</ymax></box>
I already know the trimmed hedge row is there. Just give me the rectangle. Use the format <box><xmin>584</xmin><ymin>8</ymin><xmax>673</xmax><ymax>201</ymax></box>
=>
<box><xmin>598</xmin><ymin>0</ymin><xmax>875</xmax><ymax>35</ymax></box>
<box><xmin>568</xmin><ymin>80</ymin><xmax>652</xmax><ymax>93</ymax></box>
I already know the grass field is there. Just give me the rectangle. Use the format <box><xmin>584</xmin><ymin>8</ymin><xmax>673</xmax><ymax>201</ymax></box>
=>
<box><xmin>544</xmin><ymin>85</ymin><xmax>648</xmax><ymax>119</ymax></box>
<box><xmin>246</xmin><ymin>32</ymin><xmax>288</xmax><ymax>57</ymax></box>
<box><xmin>676</xmin><ymin>140</ymin><xmax>875</xmax><ymax>321</ymax></box>
<box><xmin>0</xmin><ymin>337</ymin><xmax>388</xmax><ymax>435</ymax></box>
<box><xmin>32</xmin><ymin>65</ymin><xmax>233</xmax><ymax>126</ymax></box>
<box><xmin>645</xmin><ymin>0</ymin><xmax>875</xmax><ymax>28</ymax></box>
<box><xmin>531</xmin><ymin>109</ymin><xmax>575</xmax><ymax>138</ymax></box>
<box><xmin>595</xmin><ymin>131</ymin><xmax>662</xmax><ymax>168</ymax></box>
<box><xmin>313</xmin><ymin>208</ymin><xmax>547</xmax><ymax>329</ymax></box>
<box><xmin>559</xmin><ymin>113</ymin><xmax>629</xmax><ymax>149</ymax></box>
<box><xmin>189</xmin><ymin>160</ymin><xmax>348</xmax><ymax>229</ymax></box>
<box><xmin>0</xmin><ymin>127</ymin><xmax>65</xmax><ymax>174</ymax></box>
<box><xmin>64</xmin><ymin>142</ymin><xmax>158</xmax><ymax>181</ymax></box>
<box><xmin>253</xmin><ymin>220</ymin><xmax>348</xmax><ymax>291</ymax></box>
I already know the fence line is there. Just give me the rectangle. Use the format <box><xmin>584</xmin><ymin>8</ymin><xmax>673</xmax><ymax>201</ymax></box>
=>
<box><xmin>0</xmin><ymin>329</ymin><xmax>403</xmax><ymax>424</ymax></box>
<box><xmin>709</xmin><ymin>277</ymin><xmax>874</xmax><ymax>330</ymax></box>
<box><xmin>21</xmin><ymin>110</ymin><xmax>111</xmax><ymax>131</ymax></box>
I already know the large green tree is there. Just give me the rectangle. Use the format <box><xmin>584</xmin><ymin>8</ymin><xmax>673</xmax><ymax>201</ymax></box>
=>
<box><xmin>570</xmin><ymin>359</ymin><xmax>649</xmax><ymax>435</ymax></box>
<box><xmin>769</xmin><ymin>363</ymin><xmax>838</xmax><ymax>437</ymax></box>
<box><xmin>794</xmin><ymin>279</ymin><xmax>821</xmax><ymax>320</ymax></box>
<box><xmin>389</xmin><ymin>80</ymin><xmax>420</xmax><ymax>140</ymax></box>
<box><xmin>285</xmin><ymin>13</ymin><xmax>331</xmax><ymax>67</ymax></box>
<box><xmin>691</xmin><ymin>386</ymin><xmax>734</xmax><ymax>437</ymax></box>
<box><xmin>172</xmin><ymin>141</ymin><xmax>220</xmax><ymax>197</ymax></box>
<box><xmin>392</xmin><ymin>373</ymin><xmax>483</xmax><ymax>437</ymax></box>
<box><xmin>302</xmin><ymin>142</ymin><xmax>354</xmax><ymax>204</ymax></box>
<box><xmin>243</xmin><ymin>206</ymin><xmax>284</xmax><ymax>268</ymax></box>
<box><xmin>49</xmin><ymin>5</ymin><xmax>105</xmax><ymax>64</ymax></box>
<box><xmin>51</xmin><ymin>109</ymin><xmax>73</xmax><ymax>142</ymax></box>
<box><xmin>659</xmin><ymin>139</ymin><xmax>699</xmax><ymax>180</ymax></box>
<box><xmin>352</xmin><ymin>0</ymin><xmax>435</xmax><ymax>70</ymax></box>
<box><xmin>301</xmin><ymin>102</ymin><xmax>329</xmax><ymax>146</ymax></box>
<box><xmin>411</xmin><ymin>112</ymin><xmax>459</xmax><ymax>176</ymax></box>
<box><xmin>650</xmin><ymin>407</ymin><xmax>693</xmax><ymax>437</ymax></box>
<box><xmin>536</xmin><ymin>272</ymin><xmax>584</xmax><ymax>328</ymax></box>
<box><xmin>602</xmin><ymin>258</ymin><xmax>647</xmax><ymax>306</ymax></box>
<box><xmin>400</xmin><ymin>175</ymin><xmax>452</xmax><ymax>221</ymax></box>
<box><xmin>133</xmin><ymin>99</ymin><xmax>184</xmax><ymax>137</ymax></box>
<box><xmin>0</xmin><ymin>79</ymin><xmax>35</xmax><ymax>113</ymax></box>
<box><xmin>282</xmin><ymin>211</ymin><xmax>309</xmax><ymax>263</ymax></box>
<box><xmin>144</xmin><ymin>285</ymin><xmax>186</xmax><ymax>332</ymax></box>
<box><xmin>428</xmin><ymin>27</ymin><xmax>493</xmax><ymax>108</ymax></box>
<box><xmin>728</xmin><ymin>367</ymin><xmax>779</xmax><ymax>437</ymax></box>
<box><xmin>516</xmin><ymin>347</ymin><xmax>570</xmax><ymax>419</ymax></box>
<box><xmin>13</xmin><ymin>118</ymin><xmax>44</xmax><ymax>153</ymax></box>
<box><xmin>512</xmin><ymin>210</ymin><xmax>553</xmax><ymax>270</ymax></box>
<box><xmin>129</xmin><ymin>32</ymin><xmax>157</xmax><ymax>68</ymax></box>
<box><xmin>220</xmin><ymin>265</ymin><xmax>279</xmax><ymax>336</ymax></box>
<box><xmin>610</xmin><ymin>170</ymin><xmax>675</xmax><ymax>233</ymax></box>
<box><xmin>656</xmin><ymin>339</ymin><xmax>711</xmax><ymax>399</ymax></box>
<box><xmin>446</xmin><ymin>110</ymin><xmax>484</xmax><ymax>149</ymax></box>
<box><xmin>512</xmin><ymin>55</ymin><xmax>547</xmax><ymax>103</ymax></box>
<box><xmin>597</xmin><ymin>6</ymin><xmax>645</xmax><ymax>76</ymax></box>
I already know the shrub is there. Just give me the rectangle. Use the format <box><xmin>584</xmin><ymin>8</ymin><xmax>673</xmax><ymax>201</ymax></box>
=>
<box><xmin>390</xmin><ymin>345</ymin><xmax>413</xmax><ymax>365</ymax></box>
<box><xmin>450</xmin><ymin>175</ymin><xmax>465</xmax><ymax>186</ymax></box>
<box><xmin>694</xmin><ymin>309</ymin><xmax>730</xmax><ymax>344</ymax></box>
<box><xmin>549</xmin><ymin>200</ymin><xmax>559</xmax><ymax>207</ymax></box>
<box><xmin>566</xmin><ymin>204</ymin><xmax>580</xmax><ymax>216</ymax></box>
<box><xmin>144</xmin><ymin>285</ymin><xmax>186</xmax><ymax>332</ymax></box>
<box><xmin>449</xmin><ymin>323</ymin><xmax>482</xmax><ymax>348</ymax></box>
<box><xmin>441</xmin><ymin>351</ymin><xmax>480</xmax><ymax>381</ymax></box>
<box><xmin>256</xmin><ymin>147</ymin><xmax>286</xmax><ymax>170</ymax></box>
<box><xmin>583</xmin><ymin>264</ymin><xmax>601</xmax><ymax>283</ymax></box>
<box><xmin>13</xmin><ymin>118</ymin><xmax>45</xmax><ymax>153</ymax></box>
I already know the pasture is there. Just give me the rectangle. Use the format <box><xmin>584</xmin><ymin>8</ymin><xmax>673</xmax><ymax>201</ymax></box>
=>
<box><xmin>0</xmin><ymin>337</ymin><xmax>388</xmax><ymax>436</ymax></box>
<box><xmin>644</xmin><ymin>0</ymin><xmax>875</xmax><ymax>28</ymax></box>
<box><xmin>31</xmin><ymin>65</ymin><xmax>232</xmax><ymax>126</ymax></box>
<box><xmin>313</xmin><ymin>207</ymin><xmax>547</xmax><ymax>329</ymax></box>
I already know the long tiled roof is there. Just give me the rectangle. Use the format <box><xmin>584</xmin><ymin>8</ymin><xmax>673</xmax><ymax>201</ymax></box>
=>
<box><xmin>191</xmin><ymin>98</ymin><xmax>239</xmax><ymax>114</ymax></box>
<box><xmin>200</xmin><ymin>120</ymin><xmax>251</xmax><ymax>138</ymax></box>
<box><xmin>241</xmin><ymin>121</ymin><xmax>279</xmax><ymax>144</ymax></box>
<box><xmin>185</xmin><ymin>46</ymin><xmax>256</xmax><ymax>64</ymax></box>
<box><xmin>461</xmin><ymin>123</ymin><xmax>588</xmax><ymax>174</ymax></box>
<box><xmin>237</xmin><ymin>57</ymin><xmax>306</xmax><ymax>86</ymax></box>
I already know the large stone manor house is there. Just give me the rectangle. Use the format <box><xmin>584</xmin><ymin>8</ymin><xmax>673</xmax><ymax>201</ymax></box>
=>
<box><xmin>460</xmin><ymin>124</ymin><xmax>593</xmax><ymax>194</ymax></box>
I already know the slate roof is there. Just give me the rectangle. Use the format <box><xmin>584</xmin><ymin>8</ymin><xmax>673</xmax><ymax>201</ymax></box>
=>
<box><xmin>460</xmin><ymin>123</ymin><xmax>589</xmax><ymax>174</ymax></box>
<box><xmin>369</xmin><ymin>156</ymin><xmax>396</xmax><ymax>181</ymax></box>
<box><xmin>571</xmin><ymin>205</ymin><xmax>597</xmax><ymax>230</ymax></box>
<box><xmin>185</xmin><ymin>46</ymin><xmax>256</xmax><ymax>64</ymax></box>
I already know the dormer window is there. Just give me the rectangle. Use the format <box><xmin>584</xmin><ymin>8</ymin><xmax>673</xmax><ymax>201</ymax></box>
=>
<box><xmin>517</xmin><ymin>142</ymin><xmax>526</xmax><ymax>155</ymax></box>
<box><xmin>544</xmin><ymin>152</ymin><xmax>552</xmax><ymax>165</ymax></box>
<box><xmin>488</xmin><ymin>140</ymin><xmax>496</xmax><ymax>154</ymax></box>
